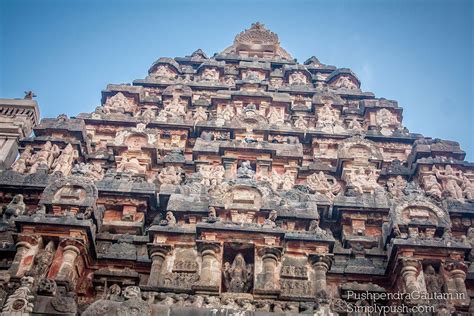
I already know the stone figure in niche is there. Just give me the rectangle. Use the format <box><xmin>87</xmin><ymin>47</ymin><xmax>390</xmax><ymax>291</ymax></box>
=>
<box><xmin>237</xmin><ymin>160</ymin><xmax>255</xmax><ymax>179</ymax></box>
<box><xmin>317</xmin><ymin>105</ymin><xmax>345</xmax><ymax>134</ymax></box>
<box><xmin>223</xmin><ymin>253</ymin><xmax>253</xmax><ymax>293</ymax></box>
<box><xmin>289</xmin><ymin>72</ymin><xmax>307</xmax><ymax>85</ymax></box>
<box><xmin>306</xmin><ymin>171</ymin><xmax>341</xmax><ymax>200</ymax></box>
<box><xmin>30</xmin><ymin>241</ymin><xmax>55</xmax><ymax>279</ymax></box>
<box><xmin>29</xmin><ymin>141</ymin><xmax>60</xmax><ymax>173</ymax></box>
<box><xmin>201</xmin><ymin>68</ymin><xmax>219</xmax><ymax>82</ymax></box>
<box><xmin>153</xmin><ymin>65</ymin><xmax>176</xmax><ymax>79</ymax></box>
<box><xmin>345</xmin><ymin>167</ymin><xmax>380</xmax><ymax>195</ymax></box>
<box><xmin>207</xmin><ymin>206</ymin><xmax>219</xmax><ymax>223</ymax></box>
<box><xmin>347</xmin><ymin>117</ymin><xmax>364</xmax><ymax>133</ymax></box>
<box><xmin>52</xmin><ymin>144</ymin><xmax>77</xmax><ymax>175</ymax></box>
<box><xmin>376</xmin><ymin>109</ymin><xmax>399</xmax><ymax>135</ymax></box>
<box><xmin>387</xmin><ymin>176</ymin><xmax>407</xmax><ymax>198</ymax></box>
<box><xmin>461</xmin><ymin>175</ymin><xmax>474</xmax><ymax>200</ymax></box>
<box><xmin>11</xmin><ymin>146</ymin><xmax>33</xmax><ymax>173</ymax></box>
<box><xmin>281</xmin><ymin>170</ymin><xmax>295</xmax><ymax>191</ymax></box>
<box><xmin>159</xmin><ymin>93</ymin><xmax>187</xmax><ymax>121</ymax></box>
<box><xmin>72</xmin><ymin>162</ymin><xmax>104</xmax><ymax>181</ymax></box>
<box><xmin>160</xmin><ymin>211</ymin><xmax>176</xmax><ymax>226</ymax></box>
<box><xmin>117</xmin><ymin>157</ymin><xmax>146</xmax><ymax>174</ymax></box>
<box><xmin>219</xmin><ymin>105</ymin><xmax>235</xmax><ymax>122</ymax></box>
<box><xmin>193</xmin><ymin>106</ymin><xmax>208</xmax><ymax>122</ymax></box>
<box><xmin>157</xmin><ymin>166</ymin><xmax>183</xmax><ymax>185</ymax></box>
<box><xmin>308</xmin><ymin>218</ymin><xmax>332</xmax><ymax>238</ymax></box>
<box><xmin>262</xmin><ymin>210</ymin><xmax>277</xmax><ymax>228</ymax></box>
<box><xmin>267</xmin><ymin>106</ymin><xmax>284</xmax><ymax>125</ymax></box>
<box><xmin>424</xmin><ymin>265</ymin><xmax>443</xmax><ymax>298</ymax></box>
<box><xmin>139</xmin><ymin>107</ymin><xmax>156</xmax><ymax>123</ymax></box>
<box><xmin>434</xmin><ymin>165</ymin><xmax>464</xmax><ymax>201</ymax></box>
<box><xmin>106</xmin><ymin>284</ymin><xmax>122</xmax><ymax>301</ymax></box>
<box><xmin>199</xmin><ymin>165</ymin><xmax>224</xmax><ymax>188</ymax></box>
<box><xmin>243</xmin><ymin>103</ymin><xmax>258</xmax><ymax>118</ymax></box>
<box><xmin>333</xmin><ymin>76</ymin><xmax>357</xmax><ymax>90</ymax></box>
<box><xmin>103</xmin><ymin>92</ymin><xmax>136</xmax><ymax>114</ymax></box>
<box><xmin>422</xmin><ymin>174</ymin><xmax>443</xmax><ymax>200</ymax></box>
<box><xmin>294</xmin><ymin>116</ymin><xmax>308</xmax><ymax>129</ymax></box>
<box><xmin>3</xmin><ymin>194</ymin><xmax>26</xmax><ymax>223</ymax></box>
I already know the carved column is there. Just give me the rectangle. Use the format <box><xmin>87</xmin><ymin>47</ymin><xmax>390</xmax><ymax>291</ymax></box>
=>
<box><xmin>399</xmin><ymin>257</ymin><xmax>426</xmax><ymax>305</ymax></box>
<box><xmin>10</xmin><ymin>234</ymin><xmax>41</xmax><ymax>277</ymax></box>
<box><xmin>147</xmin><ymin>244</ymin><xmax>172</xmax><ymax>287</ymax></box>
<box><xmin>54</xmin><ymin>239</ymin><xmax>84</xmax><ymax>287</ymax></box>
<box><xmin>444</xmin><ymin>261</ymin><xmax>470</xmax><ymax>307</ymax></box>
<box><xmin>222</xmin><ymin>157</ymin><xmax>237</xmax><ymax>180</ymax></box>
<box><xmin>310</xmin><ymin>254</ymin><xmax>332</xmax><ymax>299</ymax></box>
<box><xmin>256</xmin><ymin>247</ymin><xmax>281</xmax><ymax>294</ymax></box>
<box><xmin>194</xmin><ymin>241</ymin><xmax>221</xmax><ymax>293</ymax></box>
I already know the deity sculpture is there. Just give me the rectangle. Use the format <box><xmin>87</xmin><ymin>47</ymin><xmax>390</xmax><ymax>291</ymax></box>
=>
<box><xmin>30</xmin><ymin>241</ymin><xmax>55</xmax><ymax>279</ymax></box>
<box><xmin>243</xmin><ymin>103</ymin><xmax>258</xmax><ymax>118</ymax></box>
<box><xmin>281</xmin><ymin>170</ymin><xmax>295</xmax><ymax>191</ymax></box>
<box><xmin>294</xmin><ymin>116</ymin><xmax>308</xmax><ymax>129</ymax></box>
<box><xmin>317</xmin><ymin>105</ymin><xmax>345</xmax><ymax>134</ymax></box>
<box><xmin>237</xmin><ymin>161</ymin><xmax>255</xmax><ymax>179</ymax></box>
<box><xmin>201</xmin><ymin>68</ymin><xmax>219</xmax><ymax>82</ymax></box>
<box><xmin>333</xmin><ymin>76</ymin><xmax>357</xmax><ymax>90</ymax></box>
<box><xmin>422</xmin><ymin>174</ymin><xmax>443</xmax><ymax>199</ymax></box>
<box><xmin>153</xmin><ymin>65</ymin><xmax>176</xmax><ymax>79</ymax></box>
<box><xmin>29</xmin><ymin>141</ymin><xmax>60</xmax><ymax>174</ymax></box>
<box><xmin>434</xmin><ymin>165</ymin><xmax>464</xmax><ymax>201</ymax></box>
<box><xmin>159</xmin><ymin>93</ymin><xmax>187</xmax><ymax>121</ymax></box>
<box><xmin>117</xmin><ymin>157</ymin><xmax>146</xmax><ymax>174</ymax></box>
<box><xmin>347</xmin><ymin>117</ymin><xmax>364</xmax><ymax>133</ymax></box>
<box><xmin>3</xmin><ymin>194</ymin><xmax>26</xmax><ymax>223</ymax></box>
<box><xmin>387</xmin><ymin>175</ymin><xmax>407</xmax><ymax>198</ymax></box>
<box><xmin>345</xmin><ymin>166</ymin><xmax>380</xmax><ymax>195</ymax></box>
<box><xmin>289</xmin><ymin>72</ymin><xmax>307</xmax><ymax>85</ymax></box>
<box><xmin>160</xmin><ymin>211</ymin><xmax>176</xmax><ymax>226</ymax></box>
<box><xmin>139</xmin><ymin>107</ymin><xmax>156</xmax><ymax>123</ymax></box>
<box><xmin>103</xmin><ymin>92</ymin><xmax>136</xmax><ymax>114</ymax></box>
<box><xmin>461</xmin><ymin>175</ymin><xmax>474</xmax><ymax>200</ymax></box>
<box><xmin>218</xmin><ymin>105</ymin><xmax>235</xmax><ymax>122</ymax></box>
<box><xmin>223</xmin><ymin>253</ymin><xmax>253</xmax><ymax>293</ymax></box>
<box><xmin>193</xmin><ymin>106</ymin><xmax>208</xmax><ymax>122</ymax></box>
<box><xmin>424</xmin><ymin>265</ymin><xmax>443</xmax><ymax>297</ymax></box>
<box><xmin>157</xmin><ymin>166</ymin><xmax>183</xmax><ymax>185</ymax></box>
<box><xmin>262</xmin><ymin>210</ymin><xmax>277</xmax><ymax>228</ymax></box>
<box><xmin>267</xmin><ymin>106</ymin><xmax>284</xmax><ymax>125</ymax></box>
<box><xmin>376</xmin><ymin>109</ymin><xmax>399</xmax><ymax>135</ymax></box>
<box><xmin>11</xmin><ymin>146</ymin><xmax>33</xmax><ymax>173</ymax></box>
<box><xmin>52</xmin><ymin>144</ymin><xmax>77</xmax><ymax>175</ymax></box>
<box><xmin>306</xmin><ymin>171</ymin><xmax>341</xmax><ymax>200</ymax></box>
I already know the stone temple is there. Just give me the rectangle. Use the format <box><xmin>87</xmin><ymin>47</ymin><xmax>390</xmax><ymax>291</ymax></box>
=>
<box><xmin>0</xmin><ymin>22</ymin><xmax>472</xmax><ymax>315</ymax></box>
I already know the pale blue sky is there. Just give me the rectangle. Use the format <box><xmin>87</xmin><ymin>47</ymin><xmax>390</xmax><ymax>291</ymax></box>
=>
<box><xmin>1</xmin><ymin>0</ymin><xmax>473</xmax><ymax>159</ymax></box>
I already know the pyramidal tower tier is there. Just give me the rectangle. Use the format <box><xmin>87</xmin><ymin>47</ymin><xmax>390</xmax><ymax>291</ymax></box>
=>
<box><xmin>0</xmin><ymin>23</ymin><xmax>472</xmax><ymax>315</ymax></box>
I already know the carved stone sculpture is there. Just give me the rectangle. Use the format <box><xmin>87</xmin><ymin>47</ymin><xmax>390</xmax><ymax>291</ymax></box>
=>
<box><xmin>1</xmin><ymin>276</ymin><xmax>35</xmax><ymax>314</ymax></box>
<box><xmin>160</xmin><ymin>211</ymin><xmax>176</xmax><ymax>226</ymax></box>
<box><xmin>345</xmin><ymin>167</ymin><xmax>381</xmax><ymax>195</ymax></box>
<box><xmin>316</xmin><ymin>105</ymin><xmax>345</xmax><ymax>134</ymax></box>
<box><xmin>306</xmin><ymin>171</ymin><xmax>341</xmax><ymax>200</ymax></box>
<box><xmin>434</xmin><ymin>165</ymin><xmax>464</xmax><ymax>201</ymax></box>
<box><xmin>237</xmin><ymin>161</ymin><xmax>255</xmax><ymax>179</ymax></box>
<box><xmin>52</xmin><ymin>144</ymin><xmax>77</xmax><ymax>175</ymax></box>
<box><xmin>11</xmin><ymin>146</ymin><xmax>33</xmax><ymax>173</ymax></box>
<box><xmin>387</xmin><ymin>175</ymin><xmax>407</xmax><ymax>198</ymax></box>
<box><xmin>223</xmin><ymin>253</ymin><xmax>253</xmax><ymax>293</ymax></box>
<box><xmin>157</xmin><ymin>166</ymin><xmax>183</xmax><ymax>185</ymax></box>
<box><xmin>29</xmin><ymin>141</ymin><xmax>60</xmax><ymax>173</ymax></box>
<box><xmin>3</xmin><ymin>194</ymin><xmax>26</xmax><ymax>223</ymax></box>
<box><xmin>30</xmin><ymin>240</ymin><xmax>55</xmax><ymax>279</ymax></box>
<box><xmin>262</xmin><ymin>210</ymin><xmax>277</xmax><ymax>228</ymax></box>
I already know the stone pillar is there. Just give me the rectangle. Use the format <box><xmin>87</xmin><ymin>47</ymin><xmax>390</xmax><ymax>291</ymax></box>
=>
<box><xmin>54</xmin><ymin>239</ymin><xmax>84</xmax><ymax>287</ymax></box>
<box><xmin>0</xmin><ymin>97</ymin><xmax>40</xmax><ymax>170</ymax></box>
<box><xmin>256</xmin><ymin>247</ymin><xmax>281</xmax><ymax>293</ymax></box>
<box><xmin>222</xmin><ymin>157</ymin><xmax>237</xmax><ymax>180</ymax></box>
<box><xmin>147</xmin><ymin>245</ymin><xmax>172</xmax><ymax>287</ymax></box>
<box><xmin>194</xmin><ymin>242</ymin><xmax>221</xmax><ymax>293</ymax></box>
<box><xmin>310</xmin><ymin>254</ymin><xmax>332</xmax><ymax>300</ymax></box>
<box><xmin>399</xmin><ymin>258</ymin><xmax>426</xmax><ymax>305</ymax></box>
<box><xmin>9</xmin><ymin>234</ymin><xmax>41</xmax><ymax>277</ymax></box>
<box><xmin>444</xmin><ymin>261</ymin><xmax>470</xmax><ymax>307</ymax></box>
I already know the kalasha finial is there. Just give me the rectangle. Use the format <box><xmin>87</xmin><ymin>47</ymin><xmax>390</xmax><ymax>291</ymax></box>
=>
<box><xmin>24</xmin><ymin>91</ymin><xmax>36</xmax><ymax>100</ymax></box>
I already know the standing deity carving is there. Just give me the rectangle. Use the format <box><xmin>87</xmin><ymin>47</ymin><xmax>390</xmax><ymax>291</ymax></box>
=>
<box><xmin>29</xmin><ymin>141</ymin><xmax>60</xmax><ymax>174</ymax></box>
<box><xmin>157</xmin><ymin>166</ymin><xmax>183</xmax><ymax>185</ymax></box>
<box><xmin>289</xmin><ymin>72</ymin><xmax>307</xmax><ymax>85</ymax></box>
<box><xmin>387</xmin><ymin>176</ymin><xmax>407</xmax><ymax>198</ymax></box>
<box><xmin>52</xmin><ymin>144</ymin><xmax>77</xmax><ymax>175</ymax></box>
<box><xmin>223</xmin><ymin>253</ymin><xmax>253</xmax><ymax>293</ymax></box>
<box><xmin>433</xmin><ymin>165</ymin><xmax>464</xmax><ymax>201</ymax></box>
<box><xmin>11</xmin><ymin>146</ymin><xmax>33</xmax><ymax>173</ymax></box>
<box><xmin>30</xmin><ymin>241</ymin><xmax>55</xmax><ymax>279</ymax></box>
